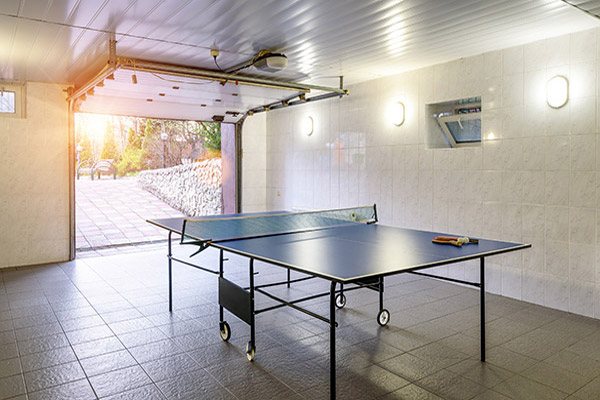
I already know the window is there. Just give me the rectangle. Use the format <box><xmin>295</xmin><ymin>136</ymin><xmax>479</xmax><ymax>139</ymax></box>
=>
<box><xmin>0</xmin><ymin>84</ymin><xmax>25</xmax><ymax>118</ymax></box>
<box><xmin>436</xmin><ymin>113</ymin><xmax>481</xmax><ymax>147</ymax></box>
<box><xmin>426</xmin><ymin>96</ymin><xmax>481</xmax><ymax>148</ymax></box>
<box><xmin>0</xmin><ymin>91</ymin><xmax>16</xmax><ymax>113</ymax></box>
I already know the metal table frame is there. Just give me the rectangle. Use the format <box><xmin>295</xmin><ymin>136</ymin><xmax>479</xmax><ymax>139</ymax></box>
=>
<box><xmin>161</xmin><ymin>229</ymin><xmax>496</xmax><ymax>399</ymax></box>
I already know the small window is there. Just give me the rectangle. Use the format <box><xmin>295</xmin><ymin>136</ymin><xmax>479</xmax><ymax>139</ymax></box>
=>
<box><xmin>426</xmin><ymin>96</ymin><xmax>481</xmax><ymax>148</ymax></box>
<box><xmin>437</xmin><ymin>113</ymin><xmax>481</xmax><ymax>147</ymax></box>
<box><xmin>0</xmin><ymin>83</ymin><xmax>25</xmax><ymax>118</ymax></box>
<box><xmin>0</xmin><ymin>91</ymin><xmax>16</xmax><ymax>113</ymax></box>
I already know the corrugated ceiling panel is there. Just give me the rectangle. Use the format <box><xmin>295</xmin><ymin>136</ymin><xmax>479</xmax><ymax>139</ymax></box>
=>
<box><xmin>2</xmin><ymin>0</ymin><xmax>600</xmax><ymax>119</ymax></box>
<box><xmin>19</xmin><ymin>0</ymin><xmax>52</xmax><ymax>20</ymax></box>
<box><xmin>0</xmin><ymin>0</ymin><xmax>21</xmax><ymax>15</ymax></box>
<box><xmin>569</xmin><ymin>0</ymin><xmax>600</xmax><ymax>16</ymax></box>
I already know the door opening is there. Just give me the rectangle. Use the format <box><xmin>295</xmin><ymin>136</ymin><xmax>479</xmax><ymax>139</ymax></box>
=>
<box><xmin>73</xmin><ymin>113</ymin><xmax>235</xmax><ymax>254</ymax></box>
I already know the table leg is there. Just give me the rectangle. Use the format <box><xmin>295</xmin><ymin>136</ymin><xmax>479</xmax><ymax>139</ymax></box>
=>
<box><xmin>219</xmin><ymin>249</ymin><xmax>224</xmax><ymax>323</ymax></box>
<box><xmin>379</xmin><ymin>277</ymin><xmax>384</xmax><ymax>311</ymax></box>
<box><xmin>330</xmin><ymin>281</ymin><xmax>337</xmax><ymax>399</ymax></box>
<box><xmin>480</xmin><ymin>257</ymin><xmax>485</xmax><ymax>362</ymax></box>
<box><xmin>168</xmin><ymin>231</ymin><xmax>172</xmax><ymax>312</ymax></box>
<box><xmin>287</xmin><ymin>268</ymin><xmax>291</xmax><ymax>288</ymax></box>
<box><xmin>248</xmin><ymin>258</ymin><xmax>256</xmax><ymax>361</ymax></box>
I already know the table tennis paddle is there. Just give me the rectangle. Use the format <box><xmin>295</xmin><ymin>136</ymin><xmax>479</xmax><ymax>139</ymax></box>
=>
<box><xmin>432</xmin><ymin>236</ymin><xmax>478</xmax><ymax>247</ymax></box>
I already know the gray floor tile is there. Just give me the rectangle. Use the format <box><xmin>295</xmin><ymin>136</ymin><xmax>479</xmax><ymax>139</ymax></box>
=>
<box><xmin>89</xmin><ymin>365</ymin><xmax>152</xmax><ymax>398</ymax></box>
<box><xmin>502</xmin><ymin>328</ymin><xmax>576</xmax><ymax>361</ymax></box>
<box><xmin>521</xmin><ymin>362</ymin><xmax>592</xmax><ymax>394</ymax></box>
<box><xmin>438</xmin><ymin>332</ymin><xmax>483</xmax><ymax>357</ymax></box>
<box><xmin>0</xmin><ymin>332</ymin><xmax>18</xmax><ymax>346</ymax></box>
<box><xmin>187</xmin><ymin>342</ymin><xmax>244</xmax><ymax>368</ymax></box>
<box><xmin>356</xmin><ymin>364</ymin><xmax>411</xmax><ymax>397</ymax></box>
<box><xmin>18</xmin><ymin>333</ymin><xmax>70</xmax><ymax>356</ymax></box>
<box><xmin>155</xmin><ymin>369</ymin><xmax>229</xmax><ymax>399</ymax></box>
<box><xmin>0</xmin><ymin>343</ymin><xmax>18</xmax><ymax>361</ymax></box>
<box><xmin>352</xmin><ymin>337</ymin><xmax>405</xmax><ymax>363</ymax></box>
<box><xmin>0</xmin><ymin>374</ymin><xmax>26</xmax><ymax>400</ymax></box>
<box><xmin>80</xmin><ymin>350</ymin><xmax>138</xmax><ymax>377</ymax></box>
<box><xmin>571</xmin><ymin>376</ymin><xmax>600</xmax><ymax>400</ymax></box>
<box><xmin>494</xmin><ymin>375</ymin><xmax>568</xmax><ymax>400</ymax></box>
<box><xmin>140</xmin><ymin>353</ymin><xmax>201</xmax><ymax>383</ymax></box>
<box><xmin>566</xmin><ymin>334</ymin><xmax>600</xmax><ymax>362</ymax></box>
<box><xmin>470</xmin><ymin>390</ymin><xmax>512</xmax><ymax>400</ymax></box>
<box><xmin>545</xmin><ymin>350</ymin><xmax>600</xmax><ymax>380</ymax></box>
<box><xmin>379</xmin><ymin>353</ymin><xmax>443</xmax><ymax>382</ymax></box>
<box><xmin>23</xmin><ymin>361</ymin><xmax>86</xmax><ymax>392</ymax></box>
<box><xmin>59</xmin><ymin>315</ymin><xmax>105</xmax><ymax>332</ymax></box>
<box><xmin>20</xmin><ymin>347</ymin><xmax>77</xmax><ymax>372</ymax></box>
<box><xmin>378</xmin><ymin>383</ymin><xmax>443</xmax><ymax>399</ymax></box>
<box><xmin>447</xmin><ymin>358</ymin><xmax>513</xmax><ymax>388</ymax></box>
<box><xmin>409</xmin><ymin>342</ymin><xmax>470</xmax><ymax>369</ymax></box>
<box><xmin>27</xmin><ymin>378</ymin><xmax>96</xmax><ymax>400</ymax></box>
<box><xmin>485</xmin><ymin>346</ymin><xmax>538</xmax><ymax>373</ymax></box>
<box><xmin>101</xmin><ymin>383</ymin><xmax>166</xmax><ymax>400</ymax></box>
<box><xmin>416</xmin><ymin>369</ymin><xmax>487</xmax><ymax>400</ymax></box>
<box><xmin>0</xmin><ymin>358</ymin><xmax>21</xmax><ymax>379</ymax></box>
<box><xmin>12</xmin><ymin>314</ymin><xmax>58</xmax><ymax>330</ymax></box>
<box><xmin>65</xmin><ymin>325</ymin><xmax>114</xmax><ymax>345</ymax></box>
<box><xmin>14</xmin><ymin>322</ymin><xmax>63</xmax><ymax>342</ymax></box>
<box><xmin>72</xmin><ymin>336</ymin><xmax>125</xmax><ymax>360</ymax></box>
<box><xmin>128</xmin><ymin>339</ymin><xmax>184</xmax><ymax>364</ymax></box>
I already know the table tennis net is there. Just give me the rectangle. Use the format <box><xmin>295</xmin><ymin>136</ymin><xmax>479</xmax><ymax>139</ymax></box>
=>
<box><xmin>181</xmin><ymin>205</ymin><xmax>377</xmax><ymax>245</ymax></box>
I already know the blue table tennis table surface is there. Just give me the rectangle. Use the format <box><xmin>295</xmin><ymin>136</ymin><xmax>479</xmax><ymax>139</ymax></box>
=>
<box><xmin>149</xmin><ymin>213</ymin><xmax>529</xmax><ymax>283</ymax></box>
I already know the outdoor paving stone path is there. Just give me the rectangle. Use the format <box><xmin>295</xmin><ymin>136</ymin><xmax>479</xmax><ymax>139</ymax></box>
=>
<box><xmin>76</xmin><ymin>177</ymin><xmax>183</xmax><ymax>250</ymax></box>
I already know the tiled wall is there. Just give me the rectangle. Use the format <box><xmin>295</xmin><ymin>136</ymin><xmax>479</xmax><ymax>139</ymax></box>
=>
<box><xmin>244</xmin><ymin>28</ymin><xmax>600</xmax><ymax>318</ymax></box>
<box><xmin>241</xmin><ymin>113</ymin><xmax>267</xmax><ymax>212</ymax></box>
<box><xmin>0</xmin><ymin>82</ymin><xmax>70</xmax><ymax>268</ymax></box>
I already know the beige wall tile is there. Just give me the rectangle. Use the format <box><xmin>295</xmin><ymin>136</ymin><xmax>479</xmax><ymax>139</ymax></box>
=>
<box><xmin>240</xmin><ymin>28</ymin><xmax>600</xmax><ymax>319</ymax></box>
<box><xmin>0</xmin><ymin>82</ymin><xmax>69</xmax><ymax>268</ymax></box>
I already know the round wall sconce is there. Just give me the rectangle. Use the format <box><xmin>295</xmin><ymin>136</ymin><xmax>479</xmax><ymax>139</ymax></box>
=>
<box><xmin>389</xmin><ymin>101</ymin><xmax>405</xmax><ymax>126</ymax></box>
<box><xmin>303</xmin><ymin>116</ymin><xmax>314</xmax><ymax>136</ymax></box>
<box><xmin>546</xmin><ymin>75</ymin><xmax>569</xmax><ymax>109</ymax></box>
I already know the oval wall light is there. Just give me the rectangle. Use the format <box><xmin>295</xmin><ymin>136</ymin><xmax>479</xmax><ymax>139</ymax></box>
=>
<box><xmin>546</xmin><ymin>75</ymin><xmax>568</xmax><ymax>109</ymax></box>
<box><xmin>303</xmin><ymin>116</ymin><xmax>314</xmax><ymax>136</ymax></box>
<box><xmin>389</xmin><ymin>101</ymin><xmax>405</xmax><ymax>126</ymax></box>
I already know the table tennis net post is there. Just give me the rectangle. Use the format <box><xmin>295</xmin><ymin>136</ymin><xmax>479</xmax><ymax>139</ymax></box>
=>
<box><xmin>180</xmin><ymin>205</ymin><xmax>377</xmax><ymax>246</ymax></box>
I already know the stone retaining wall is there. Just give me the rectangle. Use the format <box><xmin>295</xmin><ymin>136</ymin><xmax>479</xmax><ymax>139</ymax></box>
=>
<box><xmin>138</xmin><ymin>158</ymin><xmax>222</xmax><ymax>216</ymax></box>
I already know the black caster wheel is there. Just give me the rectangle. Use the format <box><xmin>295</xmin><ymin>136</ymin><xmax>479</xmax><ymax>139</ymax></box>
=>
<box><xmin>219</xmin><ymin>321</ymin><xmax>231</xmax><ymax>341</ymax></box>
<box><xmin>335</xmin><ymin>293</ymin><xmax>347</xmax><ymax>309</ymax></box>
<box><xmin>246</xmin><ymin>341</ymin><xmax>255</xmax><ymax>361</ymax></box>
<box><xmin>377</xmin><ymin>309</ymin><xmax>390</xmax><ymax>326</ymax></box>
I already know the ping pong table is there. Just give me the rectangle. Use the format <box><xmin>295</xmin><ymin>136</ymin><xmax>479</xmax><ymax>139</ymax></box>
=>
<box><xmin>148</xmin><ymin>205</ymin><xmax>530</xmax><ymax>399</ymax></box>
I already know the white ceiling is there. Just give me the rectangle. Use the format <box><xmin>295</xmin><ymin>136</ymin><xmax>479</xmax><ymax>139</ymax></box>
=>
<box><xmin>1</xmin><ymin>0</ymin><xmax>599</xmax><ymax>119</ymax></box>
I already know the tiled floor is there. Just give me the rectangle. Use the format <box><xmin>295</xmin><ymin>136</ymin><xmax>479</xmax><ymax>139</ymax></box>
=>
<box><xmin>76</xmin><ymin>178</ymin><xmax>183</xmax><ymax>250</ymax></box>
<box><xmin>2</xmin><ymin>244</ymin><xmax>600</xmax><ymax>399</ymax></box>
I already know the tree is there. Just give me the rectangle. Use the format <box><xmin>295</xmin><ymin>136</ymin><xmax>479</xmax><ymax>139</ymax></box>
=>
<box><xmin>127</xmin><ymin>127</ymin><xmax>143</xmax><ymax>149</ymax></box>
<box><xmin>115</xmin><ymin>125</ymin><xmax>144</xmax><ymax>176</ymax></box>
<box><xmin>198</xmin><ymin>121</ymin><xmax>221</xmax><ymax>151</ymax></box>
<box><xmin>79</xmin><ymin>132</ymin><xmax>93</xmax><ymax>162</ymax></box>
<box><xmin>100</xmin><ymin>123</ymin><xmax>119</xmax><ymax>160</ymax></box>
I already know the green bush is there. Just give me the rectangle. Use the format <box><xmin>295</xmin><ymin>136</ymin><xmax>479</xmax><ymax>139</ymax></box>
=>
<box><xmin>115</xmin><ymin>146</ymin><xmax>142</xmax><ymax>176</ymax></box>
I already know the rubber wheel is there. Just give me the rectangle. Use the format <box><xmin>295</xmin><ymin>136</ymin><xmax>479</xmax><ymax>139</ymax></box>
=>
<box><xmin>246</xmin><ymin>341</ymin><xmax>255</xmax><ymax>361</ymax></box>
<box><xmin>377</xmin><ymin>309</ymin><xmax>390</xmax><ymax>326</ymax></box>
<box><xmin>335</xmin><ymin>293</ymin><xmax>347</xmax><ymax>309</ymax></box>
<box><xmin>219</xmin><ymin>321</ymin><xmax>231</xmax><ymax>341</ymax></box>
